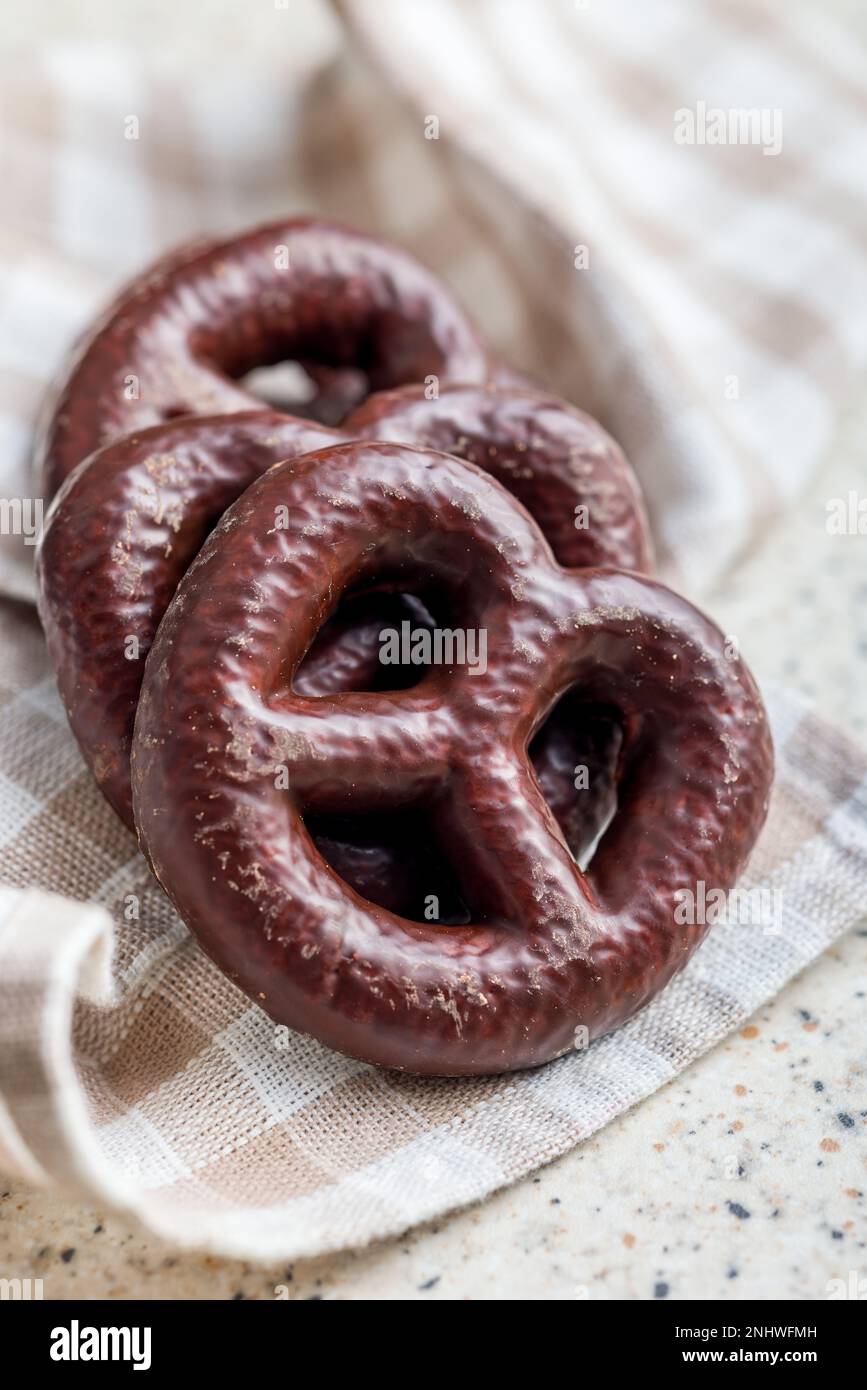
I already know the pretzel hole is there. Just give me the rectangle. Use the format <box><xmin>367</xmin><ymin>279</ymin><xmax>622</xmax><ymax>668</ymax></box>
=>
<box><xmin>307</xmin><ymin>809</ymin><xmax>471</xmax><ymax>925</ymax></box>
<box><xmin>529</xmin><ymin>697</ymin><xmax>623</xmax><ymax>870</ymax></box>
<box><xmin>293</xmin><ymin>586</ymin><xmax>457</xmax><ymax>696</ymax></box>
<box><xmin>239</xmin><ymin>361</ymin><xmax>369</xmax><ymax>426</ymax></box>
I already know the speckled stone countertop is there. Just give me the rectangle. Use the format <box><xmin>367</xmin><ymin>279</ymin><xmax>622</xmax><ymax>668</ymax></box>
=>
<box><xmin>2</xmin><ymin>390</ymin><xmax>865</xmax><ymax>1302</ymax></box>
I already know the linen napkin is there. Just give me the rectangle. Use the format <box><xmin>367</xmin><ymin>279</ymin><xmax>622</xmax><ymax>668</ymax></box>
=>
<box><xmin>0</xmin><ymin>0</ymin><xmax>866</xmax><ymax>1260</ymax></box>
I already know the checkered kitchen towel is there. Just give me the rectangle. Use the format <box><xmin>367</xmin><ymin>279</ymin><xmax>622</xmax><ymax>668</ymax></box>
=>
<box><xmin>1</xmin><ymin>0</ymin><xmax>866</xmax><ymax>1260</ymax></box>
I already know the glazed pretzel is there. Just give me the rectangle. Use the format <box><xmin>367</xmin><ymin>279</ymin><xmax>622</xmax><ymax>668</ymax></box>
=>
<box><xmin>37</xmin><ymin>410</ymin><xmax>342</xmax><ymax>825</ymax></box>
<box><xmin>37</xmin><ymin>385</ymin><xmax>649</xmax><ymax>852</ymax></box>
<box><xmin>36</xmin><ymin>218</ymin><xmax>496</xmax><ymax>499</ymax></box>
<box><xmin>131</xmin><ymin>443</ymin><xmax>773</xmax><ymax>1076</ymax></box>
<box><xmin>344</xmin><ymin>383</ymin><xmax>653</xmax><ymax>571</ymax></box>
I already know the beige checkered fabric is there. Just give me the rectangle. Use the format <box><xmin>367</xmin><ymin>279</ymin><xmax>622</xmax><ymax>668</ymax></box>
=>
<box><xmin>341</xmin><ymin>0</ymin><xmax>867</xmax><ymax>592</ymax></box>
<box><xmin>1</xmin><ymin>0</ymin><xmax>866</xmax><ymax>1259</ymax></box>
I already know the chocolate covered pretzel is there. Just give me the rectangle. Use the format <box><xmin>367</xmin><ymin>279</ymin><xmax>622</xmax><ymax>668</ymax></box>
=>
<box><xmin>131</xmin><ymin>443</ymin><xmax>773</xmax><ymax>1076</ymax></box>
<box><xmin>35</xmin><ymin>218</ymin><xmax>496</xmax><ymax>499</ymax></box>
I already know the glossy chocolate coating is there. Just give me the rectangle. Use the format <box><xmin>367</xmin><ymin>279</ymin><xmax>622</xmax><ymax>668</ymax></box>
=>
<box><xmin>346</xmin><ymin>384</ymin><xmax>653</xmax><ymax>572</ymax></box>
<box><xmin>131</xmin><ymin>443</ymin><xmax>773</xmax><ymax>1076</ymax></box>
<box><xmin>36</xmin><ymin>218</ymin><xmax>492</xmax><ymax>498</ymax></box>
<box><xmin>38</xmin><ymin>386</ymin><xmax>649</xmax><ymax>850</ymax></box>
<box><xmin>36</xmin><ymin>411</ymin><xmax>343</xmax><ymax>826</ymax></box>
